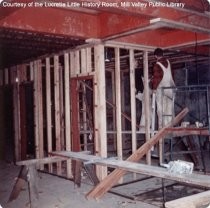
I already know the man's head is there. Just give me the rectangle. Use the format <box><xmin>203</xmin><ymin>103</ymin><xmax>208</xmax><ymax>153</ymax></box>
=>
<box><xmin>154</xmin><ymin>48</ymin><xmax>163</xmax><ymax>59</ymax></box>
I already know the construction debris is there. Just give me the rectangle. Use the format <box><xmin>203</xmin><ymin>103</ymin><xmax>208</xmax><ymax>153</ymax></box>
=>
<box><xmin>166</xmin><ymin>160</ymin><xmax>194</xmax><ymax>175</ymax></box>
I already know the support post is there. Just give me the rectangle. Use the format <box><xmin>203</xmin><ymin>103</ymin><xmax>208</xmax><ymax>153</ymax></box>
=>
<box><xmin>94</xmin><ymin>44</ymin><xmax>107</xmax><ymax>180</ymax></box>
<box><xmin>54</xmin><ymin>55</ymin><xmax>62</xmax><ymax>175</ymax></box>
<box><xmin>46</xmin><ymin>57</ymin><xmax>53</xmax><ymax>173</ymax></box>
<box><xmin>33</xmin><ymin>61</ymin><xmax>39</xmax><ymax>160</ymax></box>
<box><xmin>29</xmin><ymin>62</ymin><xmax>34</xmax><ymax>81</ymax></box>
<box><xmin>64</xmin><ymin>53</ymin><xmax>72</xmax><ymax>178</ymax></box>
<box><xmin>38</xmin><ymin>61</ymin><xmax>44</xmax><ymax>165</ymax></box>
<box><xmin>33</xmin><ymin>60</ymin><xmax>44</xmax><ymax>168</ymax></box>
<box><xmin>86</xmin><ymin>48</ymin><xmax>92</xmax><ymax>73</ymax></box>
<box><xmin>129</xmin><ymin>49</ymin><xmax>137</xmax><ymax>155</ymax></box>
<box><xmin>129</xmin><ymin>49</ymin><xmax>137</xmax><ymax>179</ymax></box>
<box><xmin>75</xmin><ymin>51</ymin><xmax>80</xmax><ymax>75</ymax></box>
<box><xmin>81</xmin><ymin>48</ymin><xmax>87</xmax><ymax>74</ymax></box>
<box><xmin>115</xmin><ymin>48</ymin><xmax>122</xmax><ymax>161</ymax></box>
<box><xmin>143</xmin><ymin>50</ymin><xmax>151</xmax><ymax>165</ymax></box>
<box><xmin>59</xmin><ymin>65</ymin><xmax>65</xmax><ymax>151</ymax></box>
<box><xmin>13</xmin><ymin>67</ymin><xmax>21</xmax><ymax>161</ymax></box>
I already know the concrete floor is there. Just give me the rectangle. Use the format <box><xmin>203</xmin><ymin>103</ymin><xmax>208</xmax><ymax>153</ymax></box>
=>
<box><xmin>0</xmin><ymin>159</ymin><xmax>208</xmax><ymax>208</ymax></box>
<box><xmin>0</xmin><ymin>161</ymin><xmax>159</xmax><ymax>208</ymax></box>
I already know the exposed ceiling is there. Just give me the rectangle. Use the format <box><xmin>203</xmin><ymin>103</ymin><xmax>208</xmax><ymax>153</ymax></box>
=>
<box><xmin>0</xmin><ymin>27</ymin><xmax>85</xmax><ymax>67</ymax></box>
<box><xmin>0</xmin><ymin>0</ymin><xmax>210</xmax><ymax>68</ymax></box>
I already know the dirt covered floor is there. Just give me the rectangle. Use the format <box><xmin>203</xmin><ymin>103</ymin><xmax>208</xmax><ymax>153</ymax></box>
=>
<box><xmin>0</xmin><ymin>161</ymin><xmax>159</xmax><ymax>208</ymax></box>
<box><xmin>0</xmin><ymin>161</ymin><xmax>206</xmax><ymax>208</ymax></box>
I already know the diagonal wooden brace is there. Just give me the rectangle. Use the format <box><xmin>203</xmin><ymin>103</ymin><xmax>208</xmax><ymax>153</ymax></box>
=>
<box><xmin>86</xmin><ymin>107</ymin><xmax>189</xmax><ymax>200</ymax></box>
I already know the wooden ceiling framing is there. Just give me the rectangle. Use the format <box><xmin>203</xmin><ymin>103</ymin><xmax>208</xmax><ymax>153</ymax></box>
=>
<box><xmin>0</xmin><ymin>0</ymin><xmax>209</xmax><ymax>69</ymax></box>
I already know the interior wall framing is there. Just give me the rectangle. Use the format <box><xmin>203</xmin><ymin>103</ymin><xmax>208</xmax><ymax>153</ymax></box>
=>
<box><xmin>0</xmin><ymin>42</ymin><xmax>153</xmax><ymax>179</ymax></box>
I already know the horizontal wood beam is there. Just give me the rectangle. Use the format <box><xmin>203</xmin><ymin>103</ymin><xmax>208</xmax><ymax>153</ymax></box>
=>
<box><xmin>86</xmin><ymin>108</ymin><xmax>189</xmax><ymax>199</ymax></box>
<box><xmin>166</xmin><ymin>127</ymin><xmax>210</xmax><ymax>137</ymax></box>
<box><xmin>50</xmin><ymin>150</ymin><xmax>210</xmax><ymax>188</ymax></box>
<box><xmin>50</xmin><ymin>151</ymin><xmax>101</xmax><ymax>162</ymax></box>
<box><xmin>16</xmin><ymin>156</ymin><xmax>67</xmax><ymax>166</ymax></box>
<box><xmin>165</xmin><ymin>190</ymin><xmax>210</xmax><ymax>208</ymax></box>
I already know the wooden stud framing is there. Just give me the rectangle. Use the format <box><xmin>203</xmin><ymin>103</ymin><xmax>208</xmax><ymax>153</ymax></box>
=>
<box><xmin>81</xmin><ymin>48</ymin><xmax>87</xmax><ymax>74</ymax></box>
<box><xmin>54</xmin><ymin>55</ymin><xmax>62</xmax><ymax>175</ymax></box>
<box><xmin>17</xmin><ymin>67</ymin><xmax>22</xmax><ymax>160</ymax></box>
<box><xmin>8</xmin><ymin>44</ymin><xmax>169</xmax><ymax>179</ymax></box>
<box><xmin>75</xmin><ymin>51</ymin><xmax>80</xmax><ymax>75</ymax></box>
<box><xmin>17</xmin><ymin>64</ymin><xmax>27</xmax><ymax>83</ymax></box>
<box><xmin>5</xmin><ymin>40</ymin><xmax>210</xmax><ymax>192</ymax></box>
<box><xmin>115</xmin><ymin>48</ymin><xmax>122</xmax><ymax>161</ymax></box>
<box><xmin>70</xmin><ymin>79</ymin><xmax>80</xmax><ymax>151</ymax></box>
<box><xmin>82</xmin><ymin>85</ymin><xmax>88</xmax><ymax>151</ymax></box>
<box><xmin>86</xmin><ymin>48</ymin><xmax>92</xmax><ymax>73</ymax></box>
<box><xmin>33</xmin><ymin>61</ymin><xmax>39</xmax><ymax>159</ymax></box>
<box><xmin>143</xmin><ymin>50</ymin><xmax>151</xmax><ymax>165</ymax></box>
<box><xmin>121</xmin><ymin>72</ymin><xmax>126</xmax><ymax>130</ymax></box>
<box><xmin>38</xmin><ymin>61</ymin><xmax>44</xmax><ymax>164</ymax></box>
<box><xmin>86</xmin><ymin>108</ymin><xmax>189</xmax><ymax>199</ymax></box>
<box><xmin>29</xmin><ymin>62</ymin><xmax>34</xmax><ymax>81</ymax></box>
<box><xmin>70</xmin><ymin>51</ymin><xmax>75</xmax><ymax>77</ymax></box>
<box><xmin>80</xmin><ymin>47</ymin><xmax>93</xmax><ymax>74</ymax></box>
<box><xmin>19</xmin><ymin>64</ymin><xmax>27</xmax><ymax>82</ymax></box>
<box><xmin>19</xmin><ymin>84</ymin><xmax>27</xmax><ymax>160</ymax></box>
<box><xmin>59</xmin><ymin>65</ymin><xmax>65</xmax><ymax>151</ymax></box>
<box><xmin>64</xmin><ymin>53</ymin><xmax>72</xmax><ymax>178</ymax></box>
<box><xmin>129</xmin><ymin>49</ymin><xmax>137</xmax><ymax>179</ymax></box>
<box><xmin>34</xmin><ymin>61</ymin><xmax>40</xmax><ymax>158</ymax></box>
<box><xmin>33</xmin><ymin>60</ymin><xmax>44</xmax><ymax>167</ymax></box>
<box><xmin>94</xmin><ymin>44</ymin><xmax>107</xmax><ymax>180</ymax></box>
<box><xmin>129</xmin><ymin>49</ymin><xmax>137</xmax><ymax>154</ymax></box>
<box><xmin>13</xmin><ymin>67</ymin><xmax>21</xmax><ymax>161</ymax></box>
<box><xmin>45</xmin><ymin>57</ymin><xmax>53</xmax><ymax>172</ymax></box>
<box><xmin>111</xmin><ymin>70</ymin><xmax>116</xmax><ymax>151</ymax></box>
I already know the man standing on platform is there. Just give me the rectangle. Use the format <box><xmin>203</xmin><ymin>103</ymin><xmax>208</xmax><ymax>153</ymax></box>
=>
<box><xmin>151</xmin><ymin>48</ymin><xmax>175</xmax><ymax>129</ymax></box>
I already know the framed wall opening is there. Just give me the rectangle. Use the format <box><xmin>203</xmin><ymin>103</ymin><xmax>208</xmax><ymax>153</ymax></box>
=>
<box><xmin>70</xmin><ymin>76</ymin><xmax>95</xmax><ymax>154</ymax></box>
